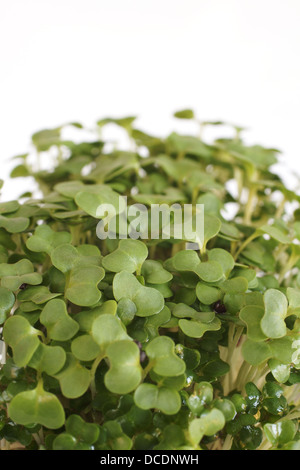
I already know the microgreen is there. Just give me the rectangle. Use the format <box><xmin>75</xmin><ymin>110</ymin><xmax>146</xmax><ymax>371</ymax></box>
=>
<box><xmin>0</xmin><ymin>112</ymin><xmax>299</xmax><ymax>451</ymax></box>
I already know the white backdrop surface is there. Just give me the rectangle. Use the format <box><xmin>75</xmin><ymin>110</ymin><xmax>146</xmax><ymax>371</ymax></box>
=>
<box><xmin>1</xmin><ymin>0</ymin><xmax>300</xmax><ymax>200</ymax></box>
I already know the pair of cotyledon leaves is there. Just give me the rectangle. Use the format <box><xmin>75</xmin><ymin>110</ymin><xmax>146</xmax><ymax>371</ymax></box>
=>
<box><xmin>0</xmin><ymin>200</ymin><xmax>30</xmax><ymax>233</ymax></box>
<box><xmin>240</xmin><ymin>288</ymin><xmax>300</xmax><ymax>366</ymax></box>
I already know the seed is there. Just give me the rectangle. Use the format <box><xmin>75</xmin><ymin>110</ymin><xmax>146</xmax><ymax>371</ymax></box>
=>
<box><xmin>139</xmin><ymin>351</ymin><xmax>147</xmax><ymax>363</ymax></box>
<box><xmin>134</xmin><ymin>340</ymin><xmax>147</xmax><ymax>363</ymax></box>
<box><xmin>213</xmin><ymin>301</ymin><xmax>227</xmax><ymax>314</ymax></box>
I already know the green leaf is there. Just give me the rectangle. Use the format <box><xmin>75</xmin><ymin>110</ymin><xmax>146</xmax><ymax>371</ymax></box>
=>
<box><xmin>245</xmin><ymin>382</ymin><xmax>261</xmax><ymax>413</ymax></box>
<box><xmin>65</xmin><ymin>414</ymin><xmax>100</xmax><ymax>444</ymax></box>
<box><xmin>116</xmin><ymin>298</ymin><xmax>137</xmax><ymax>326</ymax></box>
<box><xmin>26</xmin><ymin>225</ymin><xmax>71</xmax><ymax>255</ymax></box>
<box><xmin>97</xmin><ymin>116</ymin><xmax>136</xmax><ymax>129</ymax></box>
<box><xmin>113</xmin><ymin>271</ymin><xmax>164</xmax><ymax>317</ymax></box>
<box><xmin>101</xmin><ymin>421</ymin><xmax>132</xmax><ymax>450</ymax></box>
<box><xmin>54</xmin><ymin>180</ymin><xmax>85</xmax><ymax>198</ymax></box>
<box><xmin>145</xmin><ymin>336</ymin><xmax>186</xmax><ymax>377</ymax></box>
<box><xmin>144</xmin><ymin>305</ymin><xmax>171</xmax><ymax>338</ymax></box>
<box><xmin>268</xmin><ymin>359</ymin><xmax>290</xmax><ymax>383</ymax></box>
<box><xmin>261</xmin><ymin>289</ymin><xmax>288</xmax><ymax>339</ymax></box>
<box><xmin>40</xmin><ymin>299</ymin><xmax>79</xmax><ymax>341</ymax></box>
<box><xmin>32</xmin><ymin>127</ymin><xmax>61</xmax><ymax>151</ymax></box>
<box><xmin>75</xmin><ymin>300</ymin><xmax>117</xmax><ymax>332</ymax></box>
<box><xmin>52</xmin><ymin>433</ymin><xmax>80</xmax><ymax>450</ymax></box>
<box><xmin>287</xmin><ymin>287</ymin><xmax>300</xmax><ymax>316</ymax></box>
<box><xmin>71</xmin><ymin>334</ymin><xmax>100</xmax><ymax>361</ymax></box>
<box><xmin>244</xmin><ymin>336</ymin><xmax>295</xmax><ymax>366</ymax></box>
<box><xmin>92</xmin><ymin>313</ymin><xmax>130</xmax><ymax>351</ymax></box>
<box><xmin>0</xmin><ymin>259</ymin><xmax>42</xmax><ymax>291</ymax></box>
<box><xmin>165</xmin><ymin>134</ymin><xmax>212</xmax><ymax>159</ymax></box>
<box><xmin>213</xmin><ymin>399</ymin><xmax>236</xmax><ymax>422</ymax></box>
<box><xmin>200</xmin><ymin>214</ymin><xmax>222</xmax><ymax>250</ymax></box>
<box><xmin>0</xmin><ymin>287</ymin><xmax>15</xmax><ymax>324</ymax></box>
<box><xmin>134</xmin><ymin>384</ymin><xmax>181</xmax><ymax>415</ymax></box>
<box><xmin>51</xmin><ymin>244</ymin><xmax>104</xmax><ymax>306</ymax></box>
<box><xmin>75</xmin><ymin>187</ymin><xmax>125</xmax><ymax>218</ymax></box>
<box><xmin>51</xmin><ymin>244</ymin><xmax>79</xmax><ymax>273</ymax></box>
<box><xmin>167</xmin><ymin>250</ymin><xmax>224</xmax><ymax>282</ymax></box>
<box><xmin>66</xmin><ymin>265</ymin><xmax>104</xmax><ymax>306</ymax></box>
<box><xmin>196</xmin><ymin>283</ymin><xmax>221</xmax><ymax>305</ymax></box>
<box><xmin>239</xmin><ymin>305</ymin><xmax>267</xmax><ymax>342</ymax></box>
<box><xmin>264</xmin><ymin>421</ymin><xmax>297</xmax><ymax>446</ymax></box>
<box><xmin>207</xmin><ymin>248</ymin><xmax>235</xmax><ymax>278</ymax></box>
<box><xmin>195</xmin><ymin>261</ymin><xmax>224</xmax><ymax>283</ymax></box>
<box><xmin>17</xmin><ymin>285</ymin><xmax>61</xmax><ymax>305</ymax></box>
<box><xmin>105</xmin><ymin>340</ymin><xmax>142</xmax><ymax>394</ymax></box>
<box><xmin>239</xmin><ymin>425</ymin><xmax>263</xmax><ymax>450</ymax></box>
<box><xmin>242</xmin><ymin>339</ymin><xmax>272</xmax><ymax>365</ymax></box>
<box><xmin>154</xmin><ymin>423</ymin><xmax>186</xmax><ymax>450</ymax></box>
<box><xmin>0</xmin><ymin>215</ymin><xmax>29</xmax><ymax>233</ymax></box>
<box><xmin>149</xmin><ymin>371</ymin><xmax>186</xmax><ymax>391</ymax></box>
<box><xmin>0</xmin><ymin>201</ymin><xmax>19</xmax><ymax>214</ymax></box>
<box><xmin>221</xmin><ymin>277</ymin><xmax>248</xmax><ymax>294</ymax></box>
<box><xmin>28</xmin><ymin>343</ymin><xmax>66</xmax><ymax>375</ymax></box>
<box><xmin>54</xmin><ymin>353</ymin><xmax>91</xmax><ymax>398</ymax></box>
<box><xmin>259</xmin><ymin>224</ymin><xmax>291</xmax><ymax>244</ymax></box>
<box><xmin>178</xmin><ymin>317</ymin><xmax>221</xmax><ymax>339</ymax></box>
<box><xmin>189</xmin><ymin>409</ymin><xmax>225</xmax><ymax>445</ymax></box>
<box><xmin>172</xmin><ymin>303</ymin><xmax>214</xmax><ymax>321</ymax></box>
<box><xmin>102</xmin><ymin>239</ymin><xmax>148</xmax><ymax>273</ymax></box>
<box><xmin>10</xmin><ymin>164</ymin><xmax>30</xmax><ymax>178</ymax></box>
<box><xmin>271</xmin><ymin>336</ymin><xmax>296</xmax><ymax>364</ymax></box>
<box><xmin>170</xmin><ymin>249</ymin><xmax>200</xmax><ymax>272</ymax></box>
<box><xmin>0</xmin><ymin>245</ymin><xmax>8</xmax><ymax>263</ymax></box>
<box><xmin>202</xmin><ymin>359</ymin><xmax>230</xmax><ymax>379</ymax></box>
<box><xmin>173</xmin><ymin>109</ymin><xmax>195</xmax><ymax>119</ymax></box>
<box><xmin>3</xmin><ymin>316</ymin><xmax>41</xmax><ymax>367</ymax></box>
<box><xmin>141</xmin><ymin>260</ymin><xmax>173</xmax><ymax>284</ymax></box>
<box><xmin>175</xmin><ymin>344</ymin><xmax>201</xmax><ymax>370</ymax></box>
<box><xmin>8</xmin><ymin>382</ymin><xmax>65</xmax><ymax>429</ymax></box>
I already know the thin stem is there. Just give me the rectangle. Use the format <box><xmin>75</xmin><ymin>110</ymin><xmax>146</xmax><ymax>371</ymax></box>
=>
<box><xmin>224</xmin><ymin>325</ymin><xmax>244</xmax><ymax>393</ymax></box>
<box><xmin>278</xmin><ymin>252</ymin><xmax>300</xmax><ymax>284</ymax></box>
<box><xmin>234</xmin><ymin>361</ymin><xmax>252</xmax><ymax>391</ymax></box>
<box><xmin>32</xmin><ymin>433</ymin><xmax>42</xmax><ymax>446</ymax></box>
<box><xmin>90</xmin><ymin>353</ymin><xmax>105</xmax><ymax>398</ymax></box>
<box><xmin>226</xmin><ymin>325</ymin><xmax>244</xmax><ymax>364</ymax></box>
<box><xmin>243</xmin><ymin>365</ymin><xmax>257</xmax><ymax>387</ymax></box>
<box><xmin>258</xmin><ymin>438</ymin><xmax>272</xmax><ymax>451</ymax></box>
<box><xmin>252</xmin><ymin>363</ymin><xmax>269</xmax><ymax>387</ymax></box>
<box><xmin>243</xmin><ymin>186</ymin><xmax>257</xmax><ymax>225</ymax></box>
<box><xmin>149</xmin><ymin>245</ymin><xmax>156</xmax><ymax>259</ymax></box>
<box><xmin>222</xmin><ymin>434</ymin><xmax>233</xmax><ymax>451</ymax></box>
<box><xmin>234</xmin><ymin>232</ymin><xmax>259</xmax><ymax>261</ymax></box>
<box><xmin>142</xmin><ymin>360</ymin><xmax>155</xmax><ymax>380</ymax></box>
<box><xmin>275</xmin><ymin>196</ymin><xmax>286</xmax><ymax>219</ymax></box>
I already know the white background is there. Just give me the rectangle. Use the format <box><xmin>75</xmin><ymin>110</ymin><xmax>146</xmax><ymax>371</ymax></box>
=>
<box><xmin>1</xmin><ymin>0</ymin><xmax>300</xmax><ymax>201</ymax></box>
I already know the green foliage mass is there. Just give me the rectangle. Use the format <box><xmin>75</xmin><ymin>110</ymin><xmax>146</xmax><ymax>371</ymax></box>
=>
<box><xmin>0</xmin><ymin>112</ymin><xmax>300</xmax><ymax>450</ymax></box>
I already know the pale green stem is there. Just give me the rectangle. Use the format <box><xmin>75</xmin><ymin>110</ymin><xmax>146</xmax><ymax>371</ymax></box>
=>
<box><xmin>234</xmin><ymin>232</ymin><xmax>259</xmax><ymax>261</ymax></box>
<box><xmin>142</xmin><ymin>360</ymin><xmax>155</xmax><ymax>380</ymax></box>
<box><xmin>243</xmin><ymin>186</ymin><xmax>257</xmax><ymax>225</ymax></box>
<box><xmin>234</xmin><ymin>361</ymin><xmax>252</xmax><ymax>391</ymax></box>
<box><xmin>278</xmin><ymin>253</ymin><xmax>300</xmax><ymax>284</ymax></box>
<box><xmin>224</xmin><ymin>326</ymin><xmax>244</xmax><ymax>393</ymax></box>
<box><xmin>275</xmin><ymin>196</ymin><xmax>286</xmax><ymax>219</ymax></box>
<box><xmin>90</xmin><ymin>353</ymin><xmax>105</xmax><ymax>398</ymax></box>
<box><xmin>222</xmin><ymin>434</ymin><xmax>233</xmax><ymax>451</ymax></box>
